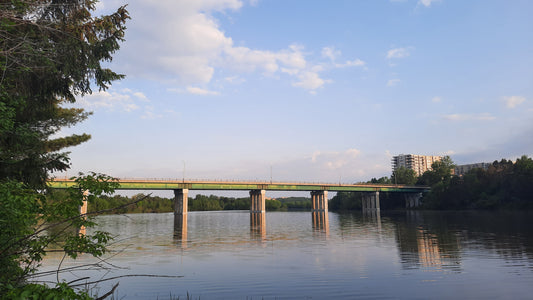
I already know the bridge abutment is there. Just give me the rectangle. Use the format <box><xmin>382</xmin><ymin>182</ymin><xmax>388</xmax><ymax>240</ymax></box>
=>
<box><xmin>311</xmin><ymin>190</ymin><xmax>328</xmax><ymax>212</ymax></box>
<box><xmin>250</xmin><ymin>189</ymin><xmax>266</xmax><ymax>213</ymax></box>
<box><xmin>174</xmin><ymin>189</ymin><xmax>189</xmax><ymax>216</ymax></box>
<box><xmin>361</xmin><ymin>191</ymin><xmax>380</xmax><ymax>213</ymax></box>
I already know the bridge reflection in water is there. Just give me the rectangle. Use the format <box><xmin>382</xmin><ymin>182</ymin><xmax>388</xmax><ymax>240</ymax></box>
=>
<box><xmin>173</xmin><ymin>211</ymin><xmax>332</xmax><ymax>246</ymax></box>
<box><xmin>173</xmin><ymin>214</ymin><xmax>187</xmax><ymax>248</ymax></box>
<box><xmin>312</xmin><ymin>211</ymin><xmax>329</xmax><ymax>236</ymax></box>
<box><xmin>250</xmin><ymin>212</ymin><xmax>266</xmax><ymax>240</ymax></box>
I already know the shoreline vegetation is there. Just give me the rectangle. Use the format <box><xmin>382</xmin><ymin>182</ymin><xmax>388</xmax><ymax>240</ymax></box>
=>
<box><xmin>1</xmin><ymin>1</ymin><xmax>130</xmax><ymax>298</ymax></box>
<box><xmin>46</xmin><ymin>191</ymin><xmax>314</xmax><ymax>214</ymax></box>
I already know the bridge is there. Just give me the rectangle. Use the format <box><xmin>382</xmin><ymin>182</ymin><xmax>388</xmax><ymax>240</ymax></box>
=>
<box><xmin>49</xmin><ymin>178</ymin><xmax>428</xmax><ymax>242</ymax></box>
<box><xmin>48</xmin><ymin>178</ymin><xmax>429</xmax><ymax>214</ymax></box>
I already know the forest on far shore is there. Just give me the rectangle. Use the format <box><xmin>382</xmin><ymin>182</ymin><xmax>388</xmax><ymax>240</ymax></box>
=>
<box><xmin>46</xmin><ymin>191</ymin><xmax>313</xmax><ymax>214</ymax></box>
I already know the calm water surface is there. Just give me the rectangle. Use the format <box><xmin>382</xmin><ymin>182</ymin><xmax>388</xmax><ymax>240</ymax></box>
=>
<box><xmin>38</xmin><ymin>211</ymin><xmax>533</xmax><ymax>299</ymax></box>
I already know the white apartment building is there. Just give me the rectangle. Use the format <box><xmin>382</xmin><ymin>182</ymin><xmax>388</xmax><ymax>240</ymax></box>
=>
<box><xmin>392</xmin><ymin>154</ymin><xmax>443</xmax><ymax>176</ymax></box>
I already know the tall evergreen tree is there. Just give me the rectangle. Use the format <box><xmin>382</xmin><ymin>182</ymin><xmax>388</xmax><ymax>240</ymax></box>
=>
<box><xmin>0</xmin><ymin>0</ymin><xmax>129</xmax><ymax>187</ymax></box>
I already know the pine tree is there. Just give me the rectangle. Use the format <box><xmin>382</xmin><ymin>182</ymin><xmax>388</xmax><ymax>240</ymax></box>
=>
<box><xmin>0</xmin><ymin>0</ymin><xmax>129</xmax><ymax>187</ymax></box>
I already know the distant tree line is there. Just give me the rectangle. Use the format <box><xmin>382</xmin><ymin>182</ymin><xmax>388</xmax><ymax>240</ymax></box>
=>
<box><xmin>187</xmin><ymin>195</ymin><xmax>312</xmax><ymax>212</ymax></box>
<box><xmin>187</xmin><ymin>195</ymin><xmax>312</xmax><ymax>211</ymax></box>
<box><xmin>46</xmin><ymin>192</ymin><xmax>313</xmax><ymax>214</ymax></box>
<box><xmin>330</xmin><ymin>155</ymin><xmax>533</xmax><ymax>211</ymax></box>
<box><xmin>329</xmin><ymin>191</ymin><xmax>407</xmax><ymax>211</ymax></box>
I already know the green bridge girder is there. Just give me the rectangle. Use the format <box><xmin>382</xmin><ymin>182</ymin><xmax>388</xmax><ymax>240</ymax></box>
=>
<box><xmin>47</xmin><ymin>179</ymin><xmax>428</xmax><ymax>193</ymax></box>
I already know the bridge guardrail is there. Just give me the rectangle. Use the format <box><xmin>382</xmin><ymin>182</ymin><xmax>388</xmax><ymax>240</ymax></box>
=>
<box><xmin>50</xmin><ymin>176</ymin><xmax>428</xmax><ymax>190</ymax></box>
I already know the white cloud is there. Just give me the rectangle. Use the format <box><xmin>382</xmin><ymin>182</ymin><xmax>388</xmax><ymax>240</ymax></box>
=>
<box><xmin>322</xmin><ymin>46</ymin><xmax>366</xmax><ymax>68</ymax></box>
<box><xmin>339</xmin><ymin>59</ymin><xmax>366</xmax><ymax>68</ymax></box>
<box><xmin>186</xmin><ymin>87</ymin><xmax>220</xmax><ymax>96</ymax></box>
<box><xmin>443</xmin><ymin>150</ymin><xmax>456</xmax><ymax>155</ymax></box>
<box><xmin>418</xmin><ymin>0</ymin><xmax>441</xmax><ymax>7</ymax></box>
<box><xmin>322</xmin><ymin>46</ymin><xmax>340</xmax><ymax>61</ymax></box>
<box><xmin>224</xmin><ymin>76</ymin><xmax>246</xmax><ymax>84</ymax></box>
<box><xmin>140</xmin><ymin>106</ymin><xmax>163</xmax><ymax>120</ymax></box>
<box><xmin>387</xmin><ymin>79</ymin><xmax>401</xmax><ymax>87</ymax></box>
<box><xmin>195</xmin><ymin>148</ymin><xmax>391</xmax><ymax>184</ymax></box>
<box><xmin>223</xmin><ymin>43</ymin><xmax>307</xmax><ymax>75</ymax></box>
<box><xmin>115</xmin><ymin>1</ymin><xmax>236</xmax><ymax>83</ymax></box>
<box><xmin>310</xmin><ymin>148</ymin><xmax>361</xmax><ymax>170</ymax></box>
<box><xmin>386</xmin><ymin>47</ymin><xmax>413</xmax><ymax>59</ymax></box>
<box><xmin>442</xmin><ymin>113</ymin><xmax>496</xmax><ymax>121</ymax></box>
<box><xmin>432</xmin><ymin>96</ymin><xmax>442</xmax><ymax>103</ymax></box>
<box><xmin>77</xmin><ymin>89</ymin><xmax>143</xmax><ymax>112</ymax></box>
<box><xmin>293</xmin><ymin>71</ymin><xmax>330</xmax><ymax>92</ymax></box>
<box><xmin>167</xmin><ymin>86</ymin><xmax>221</xmax><ymax>95</ymax></box>
<box><xmin>133</xmin><ymin>92</ymin><xmax>149</xmax><ymax>101</ymax></box>
<box><xmin>503</xmin><ymin>96</ymin><xmax>526</xmax><ymax>108</ymax></box>
<box><xmin>114</xmin><ymin>1</ymin><xmax>357</xmax><ymax>94</ymax></box>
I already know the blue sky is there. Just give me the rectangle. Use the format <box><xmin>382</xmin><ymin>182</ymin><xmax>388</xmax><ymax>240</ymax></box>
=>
<box><xmin>58</xmin><ymin>0</ymin><xmax>533</xmax><ymax>187</ymax></box>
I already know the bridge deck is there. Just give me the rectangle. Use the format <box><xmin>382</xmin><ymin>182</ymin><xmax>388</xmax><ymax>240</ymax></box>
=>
<box><xmin>48</xmin><ymin>179</ymin><xmax>428</xmax><ymax>193</ymax></box>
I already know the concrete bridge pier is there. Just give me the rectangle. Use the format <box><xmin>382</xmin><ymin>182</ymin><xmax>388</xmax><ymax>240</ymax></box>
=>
<box><xmin>174</xmin><ymin>189</ymin><xmax>189</xmax><ymax>216</ymax></box>
<box><xmin>311</xmin><ymin>190</ymin><xmax>328</xmax><ymax>212</ymax></box>
<box><xmin>79</xmin><ymin>190</ymin><xmax>89</xmax><ymax>216</ymax></box>
<box><xmin>250</xmin><ymin>189</ymin><xmax>266</xmax><ymax>213</ymax></box>
<box><xmin>78</xmin><ymin>190</ymin><xmax>89</xmax><ymax>236</ymax></box>
<box><xmin>361</xmin><ymin>191</ymin><xmax>380</xmax><ymax>213</ymax></box>
<box><xmin>405</xmin><ymin>192</ymin><xmax>423</xmax><ymax>208</ymax></box>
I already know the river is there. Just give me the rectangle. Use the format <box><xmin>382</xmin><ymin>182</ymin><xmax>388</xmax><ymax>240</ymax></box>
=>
<box><xmin>37</xmin><ymin>210</ymin><xmax>533</xmax><ymax>299</ymax></box>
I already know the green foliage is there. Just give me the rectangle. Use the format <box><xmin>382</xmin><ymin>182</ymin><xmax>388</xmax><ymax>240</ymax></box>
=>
<box><xmin>1</xmin><ymin>1</ymin><xmax>129</xmax><ymax>297</ymax></box>
<box><xmin>368</xmin><ymin>176</ymin><xmax>392</xmax><ymax>184</ymax></box>
<box><xmin>283</xmin><ymin>201</ymin><xmax>312</xmax><ymax>210</ymax></box>
<box><xmin>0</xmin><ymin>0</ymin><xmax>129</xmax><ymax>188</ymax></box>
<box><xmin>276</xmin><ymin>197</ymin><xmax>311</xmax><ymax>210</ymax></box>
<box><xmin>220</xmin><ymin>197</ymin><xmax>249</xmax><ymax>210</ymax></box>
<box><xmin>329</xmin><ymin>191</ymin><xmax>414</xmax><ymax>211</ymax></box>
<box><xmin>391</xmin><ymin>166</ymin><xmax>417</xmax><ymax>185</ymax></box>
<box><xmin>265</xmin><ymin>199</ymin><xmax>283</xmax><ymax>210</ymax></box>
<box><xmin>422</xmin><ymin>156</ymin><xmax>533</xmax><ymax>210</ymax></box>
<box><xmin>0</xmin><ymin>181</ymin><xmax>42</xmax><ymax>288</ymax></box>
<box><xmin>80</xmin><ymin>194</ymin><xmax>313</xmax><ymax>214</ymax></box>
<box><xmin>188</xmin><ymin>195</ymin><xmax>223</xmax><ymax>211</ymax></box>
<box><xmin>5</xmin><ymin>282</ymin><xmax>92</xmax><ymax>300</ymax></box>
<box><xmin>0</xmin><ymin>173</ymin><xmax>118</xmax><ymax>296</ymax></box>
<box><xmin>329</xmin><ymin>192</ymin><xmax>361</xmax><ymax>211</ymax></box>
<box><xmin>83</xmin><ymin>193</ymin><xmax>174</xmax><ymax>214</ymax></box>
<box><xmin>418</xmin><ymin>156</ymin><xmax>455</xmax><ymax>186</ymax></box>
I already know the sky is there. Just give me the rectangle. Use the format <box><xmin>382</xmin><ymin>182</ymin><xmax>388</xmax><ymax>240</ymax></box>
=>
<box><xmin>57</xmin><ymin>0</ymin><xmax>533</xmax><ymax>190</ymax></box>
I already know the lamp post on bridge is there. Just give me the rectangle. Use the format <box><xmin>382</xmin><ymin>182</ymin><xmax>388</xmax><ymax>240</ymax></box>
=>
<box><xmin>182</xmin><ymin>161</ymin><xmax>185</xmax><ymax>183</ymax></box>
